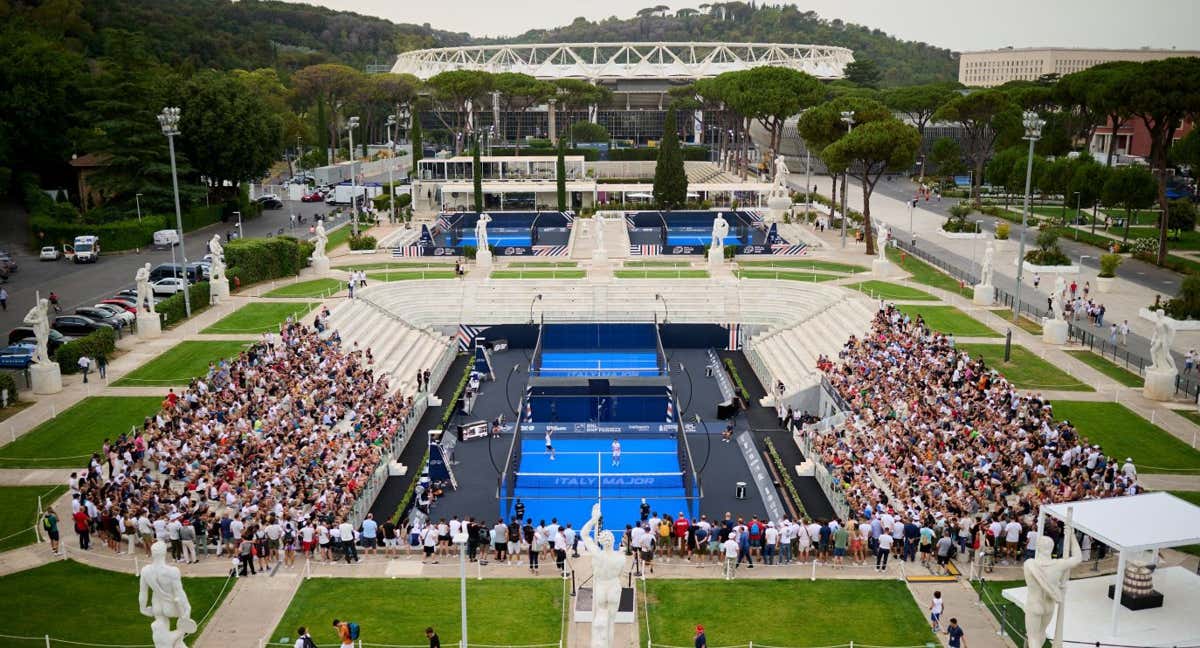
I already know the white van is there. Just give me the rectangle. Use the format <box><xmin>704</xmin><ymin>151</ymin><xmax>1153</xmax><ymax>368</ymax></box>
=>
<box><xmin>153</xmin><ymin>229</ymin><xmax>180</xmax><ymax>248</ymax></box>
<box><xmin>73</xmin><ymin>235</ymin><xmax>100</xmax><ymax>263</ymax></box>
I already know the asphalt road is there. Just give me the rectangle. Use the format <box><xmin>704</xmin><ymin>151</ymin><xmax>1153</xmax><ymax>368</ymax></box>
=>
<box><xmin>0</xmin><ymin>198</ymin><xmax>342</xmax><ymax>337</ymax></box>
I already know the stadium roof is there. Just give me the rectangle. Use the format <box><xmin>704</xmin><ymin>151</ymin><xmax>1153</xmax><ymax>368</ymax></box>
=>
<box><xmin>392</xmin><ymin>42</ymin><xmax>853</xmax><ymax>81</ymax></box>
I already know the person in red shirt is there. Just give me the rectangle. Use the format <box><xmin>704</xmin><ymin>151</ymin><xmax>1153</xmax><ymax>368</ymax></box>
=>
<box><xmin>73</xmin><ymin>508</ymin><xmax>91</xmax><ymax>550</ymax></box>
<box><xmin>674</xmin><ymin>514</ymin><xmax>690</xmax><ymax>557</ymax></box>
<box><xmin>165</xmin><ymin>388</ymin><xmax>178</xmax><ymax>407</ymax></box>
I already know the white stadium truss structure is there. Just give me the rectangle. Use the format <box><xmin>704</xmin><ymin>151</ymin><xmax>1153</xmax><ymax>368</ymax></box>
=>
<box><xmin>391</xmin><ymin>42</ymin><xmax>854</xmax><ymax>81</ymax></box>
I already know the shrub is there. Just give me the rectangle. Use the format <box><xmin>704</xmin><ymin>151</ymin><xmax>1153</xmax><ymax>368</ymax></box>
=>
<box><xmin>462</xmin><ymin>245</ymin><xmax>478</xmax><ymax>260</ymax></box>
<box><xmin>0</xmin><ymin>372</ymin><xmax>17</xmax><ymax>405</ymax></box>
<box><xmin>440</xmin><ymin>358</ymin><xmax>475</xmax><ymax>430</ymax></box>
<box><xmin>397</xmin><ymin>193</ymin><xmax>412</xmax><ymax>209</ymax></box>
<box><xmin>348</xmin><ymin>235</ymin><xmax>377</xmax><ymax>251</ymax></box>
<box><xmin>941</xmin><ymin>219</ymin><xmax>980</xmax><ymax>233</ymax></box>
<box><xmin>994</xmin><ymin>222</ymin><xmax>1011</xmax><ymax>240</ymax></box>
<box><xmin>948</xmin><ymin>202</ymin><xmax>973</xmax><ymax>219</ymax></box>
<box><xmin>156</xmin><ymin>281</ymin><xmax>211</xmax><ymax>328</ymax></box>
<box><xmin>54</xmin><ymin>327</ymin><xmax>116</xmax><ymax>375</ymax></box>
<box><xmin>1098</xmin><ymin>253</ymin><xmax>1122</xmax><ymax>278</ymax></box>
<box><xmin>1166</xmin><ymin>275</ymin><xmax>1200</xmax><ymax>320</ymax></box>
<box><xmin>1024</xmin><ymin>248</ymin><xmax>1071</xmax><ymax>266</ymax></box>
<box><xmin>1129</xmin><ymin>237</ymin><xmax>1158</xmax><ymax>257</ymax></box>
<box><xmin>224</xmin><ymin>237</ymin><xmax>309</xmax><ymax>287</ymax></box>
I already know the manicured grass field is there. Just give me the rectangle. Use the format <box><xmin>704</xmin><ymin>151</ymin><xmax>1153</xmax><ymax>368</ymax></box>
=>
<box><xmin>738</xmin><ymin>259</ymin><xmax>866</xmax><ymax>273</ymax></box>
<box><xmin>851</xmin><ymin>280</ymin><xmax>937</xmax><ymax>301</ymax></box>
<box><xmin>335</xmin><ymin>262</ymin><xmax>455</xmax><ymax>271</ymax></box>
<box><xmin>958</xmin><ymin>344</ymin><xmax>1092</xmax><ymax>391</ymax></box>
<box><xmin>325</xmin><ymin>222</ymin><xmax>372</xmax><ymax>250</ymax></box>
<box><xmin>272</xmin><ymin>578</ymin><xmax>563</xmax><ymax>648</ymax></box>
<box><xmin>0</xmin><ymin>397</ymin><xmax>161</xmax><ymax>468</ymax></box>
<box><xmin>1051</xmin><ymin>401</ymin><xmax>1200</xmax><ymax>472</ymax></box>
<box><xmin>1064</xmin><ymin>351</ymin><xmax>1144</xmax><ymax>387</ymax></box>
<box><xmin>366</xmin><ymin>270</ymin><xmax>456</xmax><ymax>281</ymax></box>
<box><xmin>887</xmin><ymin>246</ymin><xmax>972</xmax><ymax>297</ymax></box>
<box><xmin>735</xmin><ymin>269</ymin><xmax>839</xmax><ymax>282</ymax></box>
<box><xmin>264</xmin><ymin>278</ymin><xmax>344</xmax><ymax>298</ymax></box>
<box><xmin>491</xmin><ymin>269</ymin><xmax>585</xmax><ymax>279</ymax></box>
<box><xmin>1176</xmin><ymin>410</ymin><xmax>1200</xmax><ymax>428</ymax></box>
<box><xmin>642</xmin><ymin>580</ymin><xmax>935</xmax><ymax>647</ymax></box>
<box><xmin>990</xmin><ymin>309</ymin><xmax>1043</xmax><ymax>335</ymax></box>
<box><xmin>0</xmin><ymin>486</ymin><xmax>66</xmax><ymax>551</ymax></box>
<box><xmin>615</xmin><ymin>269</ymin><xmax>710</xmax><ymax>278</ymax></box>
<box><xmin>973</xmin><ymin>579</ymin><xmax>1029</xmax><ymax>646</ymax></box>
<box><xmin>0</xmin><ymin>560</ymin><xmax>231</xmax><ymax>645</ymax></box>
<box><xmin>896</xmin><ymin>305</ymin><xmax>1000</xmax><ymax>337</ymax></box>
<box><xmin>114</xmin><ymin>341</ymin><xmax>250</xmax><ymax>387</ymax></box>
<box><xmin>202</xmin><ymin>302</ymin><xmax>318</xmax><ymax>334</ymax></box>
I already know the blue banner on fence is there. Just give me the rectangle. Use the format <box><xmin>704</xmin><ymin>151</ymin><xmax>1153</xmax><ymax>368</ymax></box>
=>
<box><xmin>516</xmin><ymin>421</ymin><xmax>697</xmax><ymax>435</ymax></box>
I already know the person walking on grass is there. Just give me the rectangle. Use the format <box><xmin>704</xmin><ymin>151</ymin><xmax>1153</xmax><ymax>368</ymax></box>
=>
<box><xmin>425</xmin><ymin>627</ymin><xmax>441</xmax><ymax>648</ymax></box>
<box><xmin>695</xmin><ymin>625</ymin><xmax>707</xmax><ymax>648</ymax></box>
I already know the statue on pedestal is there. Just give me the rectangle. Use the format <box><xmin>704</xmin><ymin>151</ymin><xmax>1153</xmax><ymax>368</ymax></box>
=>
<box><xmin>312</xmin><ymin>221</ymin><xmax>328</xmax><ymax>261</ymax></box>
<box><xmin>594</xmin><ymin>216</ymin><xmax>606</xmax><ymax>254</ymax></box>
<box><xmin>136</xmin><ymin>263</ymin><xmax>156</xmax><ymax>314</ymax></box>
<box><xmin>1023</xmin><ymin>532</ymin><xmax>1082</xmax><ymax>648</ymax></box>
<box><xmin>980</xmin><ymin>242</ymin><xmax>995</xmax><ymax>287</ymax></box>
<box><xmin>878</xmin><ymin>222</ymin><xmax>891</xmax><ymax>256</ymax></box>
<box><xmin>1149</xmin><ymin>308</ymin><xmax>1177</xmax><ymax>373</ymax></box>
<box><xmin>22</xmin><ymin>298</ymin><xmax>52</xmax><ymax>365</ymax></box>
<box><xmin>580</xmin><ymin>502</ymin><xmax>625</xmax><ymax>648</ymax></box>
<box><xmin>207</xmin><ymin>235</ymin><xmax>225</xmax><ymax>282</ymax></box>
<box><xmin>475</xmin><ymin>213</ymin><xmax>492</xmax><ymax>251</ymax></box>
<box><xmin>711</xmin><ymin>213</ymin><xmax>730</xmax><ymax>251</ymax></box>
<box><xmin>139</xmin><ymin>541</ymin><xmax>196</xmax><ymax>648</ymax></box>
<box><xmin>772</xmin><ymin>155</ymin><xmax>790</xmax><ymax>197</ymax></box>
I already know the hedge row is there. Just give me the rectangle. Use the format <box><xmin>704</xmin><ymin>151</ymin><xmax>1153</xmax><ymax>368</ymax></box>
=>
<box><xmin>55</xmin><ymin>327</ymin><xmax>117</xmax><ymax>375</ymax></box>
<box><xmin>224</xmin><ymin>237</ymin><xmax>312</xmax><ymax>288</ymax></box>
<box><xmin>0</xmin><ymin>372</ymin><xmax>17</xmax><ymax>404</ymax></box>
<box><xmin>158</xmin><ymin>282</ymin><xmax>212</xmax><ymax>329</ymax></box>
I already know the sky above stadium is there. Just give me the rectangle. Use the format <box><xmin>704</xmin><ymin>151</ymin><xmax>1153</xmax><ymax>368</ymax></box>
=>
<box><xmin>289</xmin><ymin>0</ymin><xmax>1199</xmax><ymax>52</ymax></box>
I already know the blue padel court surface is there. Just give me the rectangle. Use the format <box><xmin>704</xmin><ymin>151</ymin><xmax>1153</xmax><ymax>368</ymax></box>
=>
<box><xmin>538</xmin><ymin>351</ymin><xmax>659</xmax><ymax>377</ymax></box>
<box><xmin>513</xmin><ymin>437</ymin><xmax>689</xmax><ymax>528</ymax></box>
<box><xmin>666</xmin><ymin>228</ymin><xmax>745</xmax><ymax>246</ymax></box>
<box><xmin>453</xmin><ymin>231</ymin><xmax>533</xmax><ymax>247</ymax></box>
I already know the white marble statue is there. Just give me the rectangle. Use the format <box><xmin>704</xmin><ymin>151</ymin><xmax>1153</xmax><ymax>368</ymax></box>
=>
<box><xmin>1049</xmin><ymin>291</ymin><xmax>1064</xmax><ymax>321</ymax></box>
<box><xmin>1149</xmin><ymin>308</ymin><xmax>1177</xmax><ymax>373</ymax></box>
<box><xmin>711</xmin><ymin>213</ymin><xmax>730</xmax><ymax>251</ymax></box>
<box><xmin>580</xmin><ymin>502</ymin><xmax>625</xmax><ymax>648</ymax></box>
<box><xmin>312</xmin><ymin>221</ymin><xmax>328</xmax><ymax>260</ymax></box>
<box><xmin>139</xmin><ymin>541</ymin><xmax>196</xmax><ymax>648</ymax></box>
<box><xmin>475</xmin><ymin>213</ymin><xmax>492</xmax><ymax>250</ymax></box>
<box><xmin>207</xmin><ymin>235</ymin><xmax>225</xmax><ymax>281</ymax></box>
<box><xmin>1053</xmin><ymin>275</ymin><xmax>1066</xmax><ymax>303</ymax></box>
<box><xmin>135</xmin><ymin>263</ymin><xmax>156</xmax><ymax>314</ymax></box>
<box><xmin>878</xmin><ymin>222</ymin><xmax>891</xmax><ymax>255</ymax></box>
<box><xmin>980</xmin><ymin>242</ymin><xmax>995</xmax><ymax>287</ymax></box>
<box><xmin>773</xmin><ymin>155</ymin><xmax>790</xmax><ymax>196</ymax></box>
<box><xmin>1023</xmin><ymin>533</ymin><xmax>1082</xmax><ymax>648</ymax></box>
<box><xmin>594</xmin><ymin>215</ymin><xmax>606</xmax><ymax>251</ymax></box>
<box><xmin>22</xmin><ymin>298</ymin><xmax>52</xmax><ymax>365</ymax></box>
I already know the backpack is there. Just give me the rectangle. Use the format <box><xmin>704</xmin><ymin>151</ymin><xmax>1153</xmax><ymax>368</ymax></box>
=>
<box><xmin>750</xmin><ymin>522</ymin><xmax>762</xmax><ymax>538</ymax></box>
<box><xmin>347</xmin><ymin>622</ymin><xmax>361</xmax><ymax>640</ymax></box>
<box><xmin>42</xmin><ymin>514</ymin><xmax>53</xmax><ymax>531</ymax></box>
<box><xmin>301</xmin><ymin>636</ymin><xmax>318</xmax><ymax>648</ymax></box>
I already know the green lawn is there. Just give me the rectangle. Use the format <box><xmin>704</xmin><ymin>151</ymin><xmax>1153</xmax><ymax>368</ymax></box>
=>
<box><xmin>643</xmin><ymin>580</ymin><xmax>935</xmax><ymax>647</ymax></box>
<box><xmin>335</xmin><ymin>262</ymin><xmax>455</xmax><ymax>271</ymax></box>
<box><xmin>272</xmin><ymin>578</ymin><xmax>563</xmax><ymax>648</ymax></box>
<box><xmin>0</xmin><ymin>560</ymin><xmax>231</xmax><ymax>645</ymax></box>
<box><xmin>202</xmin><ymin>302</ymin><xmax>318</xmax><ymax>334</ymax></box>
<box><xmin>0</xmin><ymin>397</ymin><xmax>161</xmax><ymax>468</ymax></box>
<box><xmin>738</xmin><ymin>259</ymin><xmax>866</xmax><ymax>273</ymax></box>
<box><xmin>114</xmin><ymin>341</ymin><xmax>250</xmax><ymax>387</ymax></box>
<box><xmin>326</xmin><ymin>222</ymin><xmax>373</xmax><ymax>250</ymax></box>
<box><xmin>886</xmin><ymin>246</ymin><xmax>972</xmax><ymax>297</ymax></box>
<box><xmin>264</xmin><ymin>278</ymin><xmax>344</xmax><ymax>298</ymax></box>
<box><xmin>366</xmin><ymin>270</ymin><xmax>456</xmax><ymax>281</ymax></box>
<box><xmin>958</xmin><ymin>344</ymin><xmax>1092</xmax><ymax>391</ymax></box>
<box><xmin>1176</xmin><ymin>410</ymin><xmax>1200</xmax><ymax>428</ymax></box>
<box><xmin>624</xmin><ymin>260</ymin><xmax>695</xmax><ymax>268</ymax></box>
<box><xmin>896</xmin><ymin>305</ymin><xmax>1000</xmax><ymax>337</ymax></box>
<box><xmin>851</xmin><ymin>281</ymin><xmax>938</xmax><ymax>301</ymax></box>
<box><xmin>615</xmin><ymin>269</ymin><xmax>710</xmax><ymax>278</ymax></box>
<box><xmin>0</xmin><ymin>486</ymin><xmax>66</xmax><ymax>551</ymax></box>
<box><xmin>973</xmin><ymin>579</ymin><xmax>1029</xmax><ymax>646</ymax></box>
<box><xmin>735</xmin><ymin>269</ymin><xmax>839</xmax><ymax>282</ymax></box>
<box><xmin>1064</xmin><ymin>351</ymin><xmax>1144</xmax><ymax>387</ymax></box>
<box><xmin>1051</xmin><ymin>401</ymin><xmax>1200</xmax><ymax>472</ymax></box>
<box><xmin>491</xmin><ymin>269</ymin><xmax>585</xmax><ymax>279</ymax></box>
<box><xmin>990</xmin><ymin>309</ymin><xmax>1043</xmax><ymax>335</ymax></box>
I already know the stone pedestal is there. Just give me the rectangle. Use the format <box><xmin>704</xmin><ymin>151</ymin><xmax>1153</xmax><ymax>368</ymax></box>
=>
<box><xmin>1096</xmin><ymin>276</ymin><xmax>1115</xmax><ymax>293</ymax></box>
<box><xmin>310</xmin><ymin>256</ymin><xmax>331</xmax><ymax>275</ymax></box>
<box><xmin>210</xmin><ymin>277</ymin><xmax>230</xmax><ymax>303</ymax></box>
<box><xmin>136</xmin><ymin>312</ymin><xmax>162</xmax><ymax>340</ymax></box>
<box><xmin>591</xmin><ymin>261</ymin><xmax>613</xmax><ymax>281</ymax></box>
<box><xmin>872</xmin><ymin>258</ymin><xmax>892</xmax><ymax>278</ymax></box>
<box><xmin>766</xmin><ymin>195</ymin><xmax>792</xmax><ymax>224</ymax></box>
<box><xmin>476</xmin><ymin>249</ymin><xmax>493</xmax><ymax>270</ymax></box>
<box><xmin>973</xmin><ymin>284</ymin><xmax>995</xmax><ymax>306</ymax></box>
<box><xmin>708</xmin><ymin>248</ymin><xmax>724</xmax><ymax>267</ymax></box>
<box><xmin>30</xmin><ymin>363</ymin><xmax>63</xmax><ymax>395</ymax></box>
<box><xmin>1143</xmin><ymin>368</ymin><xmax>1176</xmax><ymax>401</ymax></box>
<box><xmin>1042</xmin><ymin>318</ymin><xmax>1069</xmax><ymax>345</ymax></box>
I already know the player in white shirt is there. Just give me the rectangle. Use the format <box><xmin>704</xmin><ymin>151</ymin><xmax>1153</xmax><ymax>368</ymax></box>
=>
<box><xmin>611</xmin><ymin>439</ymin><xmax>621</xmax><ymax>467</ymax></box>
<box><xmin>723</xmin><ymin>532</ymin><xmax>740</xmax><ymax>580</ymax></box>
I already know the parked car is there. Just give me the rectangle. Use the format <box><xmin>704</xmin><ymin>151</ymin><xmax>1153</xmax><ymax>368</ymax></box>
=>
<box><xmin>100</xmin><ymin>297</ymin><xmax>139</xmax><ymax>314</ymax></box>
<box><xmin>90</xmin><ymin>303</ymin><xmax>136</xmax><ymax>326</ymax></box>
<box><xmin>8</xmin><ymin>327</ymin><xmax>67</xmax><ymax>354</ymax></box>
<box><xmin>301</xmin><ymin>191</ymin><xmax>324</xmax><ymax>202</ymax></box>
<box><xmin>0</xmin><ymin>344</ymin><xmax>33</xmax><ymax>369</ymax></box>
<box><xmin>39</xmin><ymin>246</ymin><xmax>61</xmax><ymax>261</ymax></box>
<box><xmin>188</xmin><ymin>261</ymin><xmax>211</xmax><ymax>281</ymax></box>
<box><xmin>75</xmin><ymin>307</ymin><xmax>127</xmax><ymax>330</ymax></box>
<box><xmin>52</xmin><ymin>314</ymin><xmax>112</xmax><ymax>337</ymax></box>
<box><xmin>151</xmin><ymin>277</ymin><xmax>186</xmax><ymax>296</ymax></box>
<box><xmin>259</xmin><ymin>196</ymin><xmax>283</xmax><ymax>209</ymax></box>
<box><xmin>149</xmin><ymin>263</ymin><xmax>203</xmax><ymax>283</ymax></box>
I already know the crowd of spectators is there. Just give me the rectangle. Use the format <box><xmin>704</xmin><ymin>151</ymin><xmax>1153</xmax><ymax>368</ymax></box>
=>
<box><xmin>61</xmin><ymin>308</ymin><xmax>419</xmax><ymax>573</ymax></box>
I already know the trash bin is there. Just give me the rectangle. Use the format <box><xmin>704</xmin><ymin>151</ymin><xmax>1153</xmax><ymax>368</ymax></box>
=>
<box><xmin>735</xmin><ymin>481</ymin><xmax>747</xmax><ymax>500</ymax></box>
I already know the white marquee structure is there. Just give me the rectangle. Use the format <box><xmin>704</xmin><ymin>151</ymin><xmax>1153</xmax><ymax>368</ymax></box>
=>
<box><xmin>392</xmin><ymin>42</ymin><xmax>854</xmax><ymax>81</ymax></box>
